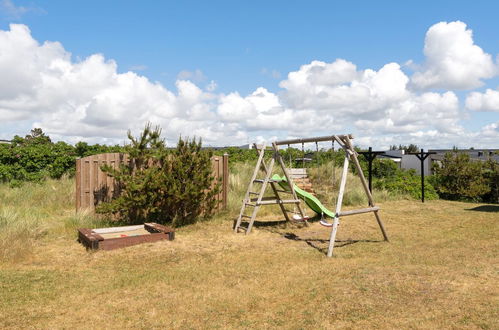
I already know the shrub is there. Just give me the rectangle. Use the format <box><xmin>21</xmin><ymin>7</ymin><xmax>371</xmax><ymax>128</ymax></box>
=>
<box><xmin>372</xmin><ymin>158</ymin><xmax>399</xmax><ymax>178</ymax></box>
<box><xmin>374</xmin><ymin>169</ymin><xmax>439</xmax><ymax>200</ymax></box>
<box><xmin>482</xmin><ymin>159</ymin><xmax>499</xmax><ymax>203</ymax></box>
<box><xmin>352</xmin><ymin>152</ymin><xmax>400</xmax><ymax>185</ymax></box>
<box><xmin>0</xmin><ymin>129</ymin><xmax>125</xmax><ymax>186</ymax></box>
<box><xmin>433</xmin><ymin>152</ymin><xmax>490</xmax><ymax>201</ymax></box>
<box><xmin>96</xmin><ymin>124</ymin><xmax>220</xmax><ymax>227</ymax></box>
<box><xmin>0</xmin><ymin>129</ymin><xmax>75</xmax><ymax>186</ymax></box>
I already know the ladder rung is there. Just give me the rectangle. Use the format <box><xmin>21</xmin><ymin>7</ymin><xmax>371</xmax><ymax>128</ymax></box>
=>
<box><xmin>253</xmin><ymin>179</ymin><xmax>278</xmax><ymax>183</ymax></box>
<box><xmin>338</xmin><ymin>206</ymin><xmax>379</xmax><ymax>217</ymax></box>
<box><xmin>248</xmin><ymin>192</ymin><xmax>259</xmax><ymax>195</ymax></box>
<box><xmin>250</xmin><ymin>196</ymin><xmax>282</xmax><ymax>202</ymax></box>
<box><xmin>240</xmin><ymin>215</ymin><xmax>251</xmax><ymax>218</ymax></box>
<box><xmin>257</xmin><ymin>199</ymin><xmax>300</xmax><ymax>205</ymax></box>
<box><xmin>235</xmin><ymin>225</ymin><xmax>247</xmax><ymax>231</ymax></box>
<box><xmin>245</xmin><ymin>203</ymin><xmax>256</xmax><ymax>207</ymax></box>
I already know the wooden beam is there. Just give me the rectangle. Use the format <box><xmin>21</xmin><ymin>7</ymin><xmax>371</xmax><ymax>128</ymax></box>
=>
<box><xmin>327</xmin><ymin>155</ymin><xmax>350</xmax><ymax>257</ymax></box>
<box><xmin>275</xmin><ymin>134</ymin><xmax>354</xmax><ymax>146</ymax></box>
<box><xmin>338</xmin><ymin>206</ymin><xmax>380</xmax><ymax>217</ymax></box>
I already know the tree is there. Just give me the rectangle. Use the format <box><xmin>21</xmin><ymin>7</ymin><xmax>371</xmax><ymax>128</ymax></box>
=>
<box><xmin>96</xmin><ymin>124</ymin><xmax>220</xmax><ymax>226</ymax></box>
<box><xmin>389</xmin><ymin>144</ymin><xmax>419</xmax><ymax>153</ymax></box>
<box><xmin>24</xmin><ymin>128</ymin><xmax>52</xmax><ymax>145</ymax></box>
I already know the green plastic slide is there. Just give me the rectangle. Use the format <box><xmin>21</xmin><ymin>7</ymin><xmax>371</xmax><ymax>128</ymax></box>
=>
<box><xmin>271</xmin><ymin>174</ymin><xmax>335</xmax><ymax>218</ymax></box>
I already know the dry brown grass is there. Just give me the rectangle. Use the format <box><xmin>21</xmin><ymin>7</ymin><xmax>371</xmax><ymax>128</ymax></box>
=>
<box><xmin>1</xmin><ymin>177</ymin><xmax>498</xmax><ymax>330</ymax></box>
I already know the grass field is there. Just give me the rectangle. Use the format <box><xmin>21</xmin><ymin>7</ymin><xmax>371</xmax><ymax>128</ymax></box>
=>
<box><xmin>1</xmin><ymin>177</ymin><xmax>498</xmax><ymax>329</ymax></box>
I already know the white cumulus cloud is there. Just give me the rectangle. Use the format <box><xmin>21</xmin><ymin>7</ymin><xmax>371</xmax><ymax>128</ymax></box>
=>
<box><xmin>411</xmin><ymin>21</ymin><xmax>497</xmax><ymax>90</ymax></box>
<box><xmin>466</xmin><ymin>88</ymin><xmax>499</xmax><ymax>112</ymax></box>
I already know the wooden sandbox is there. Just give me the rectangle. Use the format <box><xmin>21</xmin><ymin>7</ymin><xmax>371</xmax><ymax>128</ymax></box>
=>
<box><xmin>78</xmin><ymin>222</ymin><xmax>175</xmax><ymax>250</ymax></box>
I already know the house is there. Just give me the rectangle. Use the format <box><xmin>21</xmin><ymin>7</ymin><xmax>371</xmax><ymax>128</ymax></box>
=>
<box><xmin>428</xmin><ymin>149</ymin><xmax>499</xmax><ymax>174</ymax></box>
<box><xmin>379</xmin><ymin>148</ymin><xmax>499</xmax><ymax>175</ymax></box>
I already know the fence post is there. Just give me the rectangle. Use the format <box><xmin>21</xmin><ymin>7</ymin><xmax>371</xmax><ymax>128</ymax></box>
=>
<box><xmin>223</xmin><ymin>153</ymin><xmax>229</xmax><ymax>209</ymax></box>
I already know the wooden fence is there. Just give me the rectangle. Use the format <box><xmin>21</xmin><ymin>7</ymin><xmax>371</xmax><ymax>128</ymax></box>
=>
<box><xmin>76</xmin><ymin>153</ymin><xmax>228</xmax><ymax>212</ymax></box>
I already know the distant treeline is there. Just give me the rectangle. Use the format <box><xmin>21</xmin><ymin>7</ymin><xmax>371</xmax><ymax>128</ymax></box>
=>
<box><xmin>0</xmin><ymin>129</ymin><xmax>125</xmax><ymax>186</ymax></box>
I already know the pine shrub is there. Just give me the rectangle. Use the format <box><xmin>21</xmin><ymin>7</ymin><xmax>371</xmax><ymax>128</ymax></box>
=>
<box><xmin>96</xmin><ymin>124</ymin><xmax>220</xmax><ymax>226</ymax></box>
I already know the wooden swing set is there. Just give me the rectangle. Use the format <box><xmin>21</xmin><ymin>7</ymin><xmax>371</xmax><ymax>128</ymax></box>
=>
<box><xmin>234</xmin><ymin>134</ymin><xmax>389</xmax><ymax>257</ymax></box>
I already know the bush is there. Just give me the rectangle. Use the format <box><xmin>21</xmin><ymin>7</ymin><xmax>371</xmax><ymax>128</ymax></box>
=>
<box><xmin>374</xmin><ymin>169</ymin><xmax>438</xmax><ymax>200</ymax></box>
<box><xmin>96</xmin><ymin>124</ymin><xmax>220</xmax><ymax>227</ymax></box>
<box><xmin>433</xmin><ymin>152</ymin><xmax>490</xmax><ymax>201</ymax></box>
<box><xmin>0</xmin><ymin>129</ymin><xmax>74</xmax><ymax>186</ymax></box>
<box><xmin>0</xmin><ymin>129</ymin><xmax>125</xmax><ymax>186</ymax></box>
<box><xmin>372</xmin><ymin>159</ymin><xmax>399</xmax><ymax>178</ymax></box>
<box><xmin>482</xmin><ymin>159</ymin><xmax>499</xmax><ymax>203</ymax></box>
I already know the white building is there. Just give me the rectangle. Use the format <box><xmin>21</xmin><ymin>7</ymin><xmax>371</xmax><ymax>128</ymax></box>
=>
<box><xmin>379</xmin><ymin>148</ymin><xmax>499</xmax><ymax>175</ymax></box>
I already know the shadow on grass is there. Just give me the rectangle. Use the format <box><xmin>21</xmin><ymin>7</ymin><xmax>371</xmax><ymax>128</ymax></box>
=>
<box><xmin>233</xmin><ymin>216</ymin><xmax>384</xmax><ymax>254</ymax></box>
<box><xmin>465</xmin><ymin>205</ymin><xmax>499</xmax><ymax>213</ymax></box>
<box><xmin>233</xmin><ymin>217</ymin><xmax>383</xmax><ymax>255</ymax></box>
<box><xmin>233</xmin><ymin>218</ymin><xmax>305</xmax><ymax>230</ymax></box>
<box><xmin>281</xmin><ymin>232</ymin><xmax>382</xmax><ymax>255</ymax></box>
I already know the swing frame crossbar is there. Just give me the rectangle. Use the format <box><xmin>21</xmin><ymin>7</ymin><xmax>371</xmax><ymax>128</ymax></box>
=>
<box><xmin>234</xmin><ymin>134</ymin><xmax>389</xmax><ymax>257</ymax></box>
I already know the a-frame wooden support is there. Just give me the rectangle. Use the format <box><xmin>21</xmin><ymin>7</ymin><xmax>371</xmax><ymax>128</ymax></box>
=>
<box><xmin>234</xmin><ymin>143</ymin><xmax>307</xmax><ymax>234</ymax></box>
<box><xmin>234</xmin><ymin>134</ymin><xmax>389</xmax><ymax>258</ymax></box>
<box><xmin>324</xmin><ymin>135</ymin><xmax>389</xmax><ymax>257</ymax></box>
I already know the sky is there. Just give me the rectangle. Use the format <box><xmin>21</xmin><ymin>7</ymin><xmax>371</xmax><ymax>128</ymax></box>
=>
<box><xmin>0</xmin><ymin>0</ymin><xmax>498</xmax><ymax>149</ymax></box>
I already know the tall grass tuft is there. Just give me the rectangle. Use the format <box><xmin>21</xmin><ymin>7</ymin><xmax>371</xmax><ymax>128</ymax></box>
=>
<box><xmin>227</xmin><ymin>161</ymin><xmax>288</xmax><ymax>218</ymax></box>
<box><xmin>309</xmin><ymin>161</ymin><xmax>414</xmax><ymax>207</ymax></box>
<box><xmin>0</xmin><ymin>208</ymin><xmax>47</xmax><ymax>261</ymax></box>
<box><xmin>227</xmin><ymin>162</ymin><xmax>254</xmax><ymax>214</ymax></box>
<box><xmin>0</xmin><ymin>177</ymin><xmax>105</xmax><ymax>262</ymax></box>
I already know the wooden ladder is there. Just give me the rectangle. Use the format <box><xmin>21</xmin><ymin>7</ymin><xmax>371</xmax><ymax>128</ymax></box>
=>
<box><xmin>234</xmin><ymin>144</ymin><xmax>303</xmax><ymax>234</ymax></box>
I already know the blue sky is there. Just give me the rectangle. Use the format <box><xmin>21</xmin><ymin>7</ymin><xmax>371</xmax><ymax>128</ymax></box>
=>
<box><xmin>0</xmin><ymin>0</ymin><xmax>498</xmax><ymax>148</ymax></box>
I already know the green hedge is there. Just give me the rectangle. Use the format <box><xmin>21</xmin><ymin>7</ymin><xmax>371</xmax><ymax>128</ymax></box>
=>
<box><xmin>0</xmin><ymin>129</ymin><xmax>123</xmax><ymax>187</ymax></box>
<box><xmin>432</xmin><ymin>152</ymin><xmax>499</xmax><ymax>203</ymax></box>
<box><xmin>374</xmin><ymin>169</ymin><xmax>439</xmax><ymax>200</ymax></box>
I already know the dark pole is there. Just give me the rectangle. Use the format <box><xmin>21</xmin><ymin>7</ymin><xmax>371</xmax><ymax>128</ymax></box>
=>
<box><xmin>409</xmin><ymin>149</ymin><xmax>436</xmax><ymax>203</ymax></box>
<box><xmin>368</xmin><ymin>147</ymin><xmax>373</xmax><ymax>193</ymax></box>
<box><xmin>420</xmin><ymin>149</ymin><xmax>425</xmax><ymax>203</ymax></box>
<box><xmin>358</xmin><ymin>147</ymin><xmax>385</xmax><ymax>198</ymax></box>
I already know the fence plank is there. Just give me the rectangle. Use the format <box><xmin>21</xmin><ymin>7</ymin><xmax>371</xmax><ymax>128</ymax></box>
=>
<box><xmin>223</xmin><ymin>154</ymin><xmax>228</xmax><ymax>209</ymax></box>
<box><xmin>76</xmin><ymin>153</ymin><xmax>228</xmax><ymax>213</ymax></box>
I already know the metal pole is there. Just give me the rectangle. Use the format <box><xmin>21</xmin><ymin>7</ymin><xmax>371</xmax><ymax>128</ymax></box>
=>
<box><xmin>358</xmin><ymin>147</ymin><xmax>384</xmax><ymax>198</ymax></box>
<box><xmin>409</xmin><ymin>149</ymin><xmax>435</xmax><ymax>203</ymax></box>
<box><xmin>368</xmin><ymin>147</ymin><xmax>373</xmax><ymax>193</ymax></box>
<box><xmin>420</xmin><ymin>149</ymin><xmax>425</xmax><ymax>203</ymax></box>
